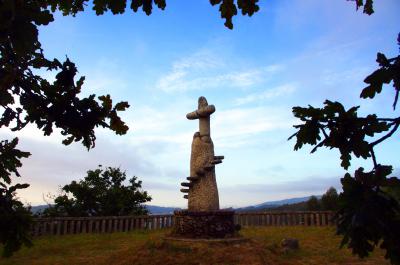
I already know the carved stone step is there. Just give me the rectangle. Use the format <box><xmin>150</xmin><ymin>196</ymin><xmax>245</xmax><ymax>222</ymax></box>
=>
<box><xmin>181</xmin><ymin>182</ymin><xmax>192</xmax><ymax>187</ymax></box>
<box><xmin>187</xmin><ymin>176</ymin><xmax>198</xmax><ymax>181</ymax></box>
<box><xmin>180</xmin><ymin>188</ymin><xmax>190</xmax><ymax>193</ymax></box>
<box><xmin>183</xmin><ymin>195</ymin><xmax>188</xmax><ymax>199</ymax></box>
<box><xmin>211</xmin><ymin>159</ymin><xmax>222</xmax><ymax>165</ymax></box>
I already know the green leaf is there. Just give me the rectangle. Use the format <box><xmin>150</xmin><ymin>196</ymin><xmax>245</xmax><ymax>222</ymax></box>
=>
<box><xmin>93</xmin><ymin>0</ymin><xmax>108</xmax><ymax>15</ymax></box>
<box><xmin>62</xmin><ymin>136</ymin><xmax>75</xmax><ymax>146</ymax></box>
<box><xmin>376</xmin><ymin>52</ymin><xmax>389</xmax><ymax>66</ymax></box>
<box><xmin>154</xmin><ymin>0</ymin><xmax>166</xmax><ymax>10</ymax></box>
<box><xmin>114</xmin><ymin>101</ymin><xmax>130</xmax><ymax>111</ymax></box>
<box><xmin>218</xmin><ymin>0</ymin><xmax>237</xmax><ymax>29</ymax></box>
<box><xmin>340</xmin><ymin>152</ymin><xmax>351</xmax><ymax>170</ymax></box>
<box><xmin>237</xmin><ymin>0</ymin><xmax>260</xmax><ymax>16</ymax></box>
<box><xmin>9</xmin><ymin>183</ymin><xmax>30</xmax><ymax>193</ymax></box>
<box><xmin>108</xmin><ymin>0</ymin><xmax>126</xmax><ymax>14</ymax></box>
<box><xmin>98</xmin><ymin>94</ymin><xmax>112</xmax><ymax>111</ymax></box>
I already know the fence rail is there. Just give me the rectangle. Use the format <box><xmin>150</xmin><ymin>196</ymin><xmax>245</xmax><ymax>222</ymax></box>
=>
<box><xmin>234</xmin><ymin>211</ymin><xmax>335</xmax><ymax>227</ymax></box>
<box><xmin>32</xmin><ymin>215</ymin><xmax>174</xmax><ymax>237</ymax></box>
<box><xmin>32</xmin><ymin>211</ymin><xmax>335</xmax><ymax>236</ymax></box>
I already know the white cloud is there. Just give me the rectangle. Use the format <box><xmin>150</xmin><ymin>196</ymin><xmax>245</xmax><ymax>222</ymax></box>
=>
<box><xmin>10</xmin><ymin>131</ymin><xmax>184</xmax><ymax>206</ymax></box>
<box><xmin>213</xmin><ymin>106</ymin><xmax>294</xmax><ymax>148</ymax></box>
<box><xmin>82</xmin><ymin>58</ymin><xmax>128</xmax><ymax>95</ymax></box>
<box><xmin>156</xmin><ymin>50</ymin><xmax>283</xmax><ymax>92</ymax></box>
<box><xmin>234</xmin><ymin>83</ymin><xmax>297</xmax><ymax>106</ymax></box>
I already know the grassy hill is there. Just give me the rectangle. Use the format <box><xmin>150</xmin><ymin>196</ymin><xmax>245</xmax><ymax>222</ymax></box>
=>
<box><xmin>1</xmin><ymin>227</ymin><xmax>389</xmax><ymax>265</ymax></box>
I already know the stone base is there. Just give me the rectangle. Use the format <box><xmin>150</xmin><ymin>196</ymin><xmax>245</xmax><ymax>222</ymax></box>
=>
<box><xmin>170</xmin><ymin>210</ymin><xmax>240</xmax><ymax>239</ymax></box>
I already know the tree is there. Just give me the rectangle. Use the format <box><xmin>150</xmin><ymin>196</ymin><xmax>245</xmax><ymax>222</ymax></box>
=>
<box><xmin>289</xmin><ymin>35</ymin><xmax>400</xmax><ymax>264</ymax></box>
<box><xmin>0</xmin><ymin>138</ymin><xmax>32</xmax><ymax>257</ymax></box>
<box><xmin>0</xmin><ymin>0</ymin><xmax>380</xmax><ymax>257</ymax></box>
<box><xmin>321</xmin><ymin>187</ymin><xmax>339</xmax><ymax>211</ymax></box>
<box><xmin>41</xmin><ymin>166</ymin><xmax>151</xmax><ymax>217</ymax></box>
<box><xmin>305</xmin><ymin>187</ymin><xmax>339</xmax><ymax>211</ymax></box>
<box><xmin>306</xmin><ymin>195</ymin><xmax>321</xmax><ymax>211</ymax></box>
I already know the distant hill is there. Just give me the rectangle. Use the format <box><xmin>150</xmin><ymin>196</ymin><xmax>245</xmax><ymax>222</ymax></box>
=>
<box><xmin>30</xmin><ymin>205</ymin><xmax>49</xmax><ymax>214</ymax></box>
<box><xmin>235</xmin><ymin>195</ymin><xmax>322</xmax><ymax>212</ymax></box>
<box><xmin>145</xmin><ymin>205</ymin><xmax>181</xmax><ymax>214</ymax></box>
<box><xmin>30</xmin><ymin>195</ymin><xmax>321</xmax><ymax>215</ymax></box>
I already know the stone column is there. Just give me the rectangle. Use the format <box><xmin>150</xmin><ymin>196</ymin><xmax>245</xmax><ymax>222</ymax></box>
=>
<box><xmin>180</xmin><ymin>97</ymin><xmax>224</xmax><ymax>211</ymax></box>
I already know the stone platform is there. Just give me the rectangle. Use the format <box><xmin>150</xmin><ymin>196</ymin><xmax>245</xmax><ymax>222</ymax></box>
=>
<box><xmin>170</xmin><ymin>210</ymin><xmax>240</xmax><ymax>239</ymax></box>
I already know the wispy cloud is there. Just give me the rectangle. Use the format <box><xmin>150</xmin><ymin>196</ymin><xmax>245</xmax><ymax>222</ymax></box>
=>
<box><xmin>82</xmin><ymin>58</ymin><xmax>128</xmax><ymax>96</ymax></box>
<box><xmin>234</xmin><ymin>83</ymin><xmax>297</xmax><ymax>106</ymax></box>
<box><xmin>9</xmin><ymin>131</ymin><xmax>186</xmax><ymax>206</ymax></box>
<box><xmin>156</xmin><ymin>50</ymin><xmax>283</xmax><ymax>92</ymax></box>
<box><xmin>213</xmin><ymin>106</ymin><xmax>294</xmax><ymax>148</ymax></box>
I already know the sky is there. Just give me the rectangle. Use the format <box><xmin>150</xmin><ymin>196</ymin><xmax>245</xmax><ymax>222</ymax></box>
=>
<box><xmin>1</xmin><ymin>0</ymin><xmax>399</xmax><ymax>208</ymax></box>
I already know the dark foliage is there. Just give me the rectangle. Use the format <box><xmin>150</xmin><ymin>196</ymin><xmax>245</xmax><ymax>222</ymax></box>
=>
<box><xmin>41</xmin><ymin>166</ymin><xmax>152</xmax><ymax>217</ymax></box>
<box><xmin>305</xmin><ymin>187</ymin><xmax>339</xmax><ymax>211</ymax></box>
<box><xmin>349</xmin><ymin>0</ymin><xmax>375</xmax><ymax>15</ymax></box>
<box><xmin>306</xmin><ymin>196</ymin><xmax>321</xmax><ymax>211</ymax></box>
<box><xmin>321</xmin><ymin>187</ymin><xmax>339</xmax><ymax>211</ymax></box>
<box><xmin>337</xmin><ymin>166</ymin><xmax>400</xmax><ymax>262</ymax></box>
<box><xmin>0</xmin><ymin>138</ymin><xmax>32</xmax><ymax>257</ymax></box>
<box><xmin>289</xmin><ymin>34</ymin><xmax>400</xmax><ymax>264</ymax></box>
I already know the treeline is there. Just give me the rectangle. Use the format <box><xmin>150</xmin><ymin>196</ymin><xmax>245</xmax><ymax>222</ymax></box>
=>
<box><xmin>305</xmin><ymin>187</ymin><xmax>338</xmax><ymax>211</ymax></box>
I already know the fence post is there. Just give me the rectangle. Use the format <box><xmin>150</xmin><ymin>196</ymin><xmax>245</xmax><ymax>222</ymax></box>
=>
<box><xmin>101</xmin><ymin>219</ymin><xmax>105</xmax><ymax>233</ymax></box>
<box><xmin>291</xmin><ymin>213</ymin><xmax>297</xmax><ymax>225</ymax></box>
<box><xmin>56</xmin><ymin>220</ymin><xmax>61</xmax><ymax>235</ymax></box>
<box><xmin>76</xmin><ymin>220</ymin><xmax>81</xmax><ymax>234</ymax></box>
<box><xmin>321</xmin><ymin>212</ymin><xmax>326</xmax><ymax>226</ymax></box>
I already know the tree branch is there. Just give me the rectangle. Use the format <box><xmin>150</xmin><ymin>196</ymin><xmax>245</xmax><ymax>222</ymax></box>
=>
<box><xmin>320</xmin><ymin>125</ymin><xmax>329</xmax><ymax>139</ymax></box>
<box><xmin>369</xmin><ymin>146</ymin><xmax>378</xmax><ymax>169</ymax></box>
<box><xmin>370</xmin><ymin>119</ymin><xmax>400</xmax><ymax>147</ymax></box>
<box><xmin>393</xmin><ymin>90</ymin><xmax>399</xmax><ymax>110</ymax></box>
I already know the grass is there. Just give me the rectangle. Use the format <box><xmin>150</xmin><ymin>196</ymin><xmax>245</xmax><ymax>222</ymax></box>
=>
<box><xmin>0</xmin><ymin>226</ymin><xmax>390</xmax><ymax>265</ymax></box>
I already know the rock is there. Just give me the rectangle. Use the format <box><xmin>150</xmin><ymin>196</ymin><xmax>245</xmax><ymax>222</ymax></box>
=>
<box><xmin>281</xmin><ymin>238</ymin><xmax>299</xmax><ymax>252</ymax></box>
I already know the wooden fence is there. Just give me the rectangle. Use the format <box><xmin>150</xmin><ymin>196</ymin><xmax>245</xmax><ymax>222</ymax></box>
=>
<box><xmin>234</xmin><ymin>211</ymin><xmax>335</xmax><ymax>227</ymax></box>
<box><xmin>32</xmin><ymin>215</ymin><xmax>174</xmax><ymax>237</ymax></box>
<box><xmin>32</xmin><ymin>211</ymin><xmax>335</xmax><ymax>236</ymax></box>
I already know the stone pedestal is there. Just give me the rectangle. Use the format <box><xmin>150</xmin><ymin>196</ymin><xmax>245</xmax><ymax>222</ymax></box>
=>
<box><xmin>171</xmin><ymin>210</ymin><xmax>239</xmax><ymax>239</ymax></box>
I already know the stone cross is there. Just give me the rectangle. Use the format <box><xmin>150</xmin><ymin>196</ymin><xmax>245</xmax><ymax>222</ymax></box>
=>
<box><xmin>186</xmin><ymin>96</ymin><xmax>215</xmax><ymax>136</ymax></box>
<box><xmin>181</xmin><ymin>96</ymin><xmax>224</xmax><ymax>211</ymax></box>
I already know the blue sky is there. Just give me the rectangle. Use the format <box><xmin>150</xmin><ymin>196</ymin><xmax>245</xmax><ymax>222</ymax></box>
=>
<box><xmin>2</xmin><ymin>0</ymin><xmax>399</xmax><ymax>207</ymax></box>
